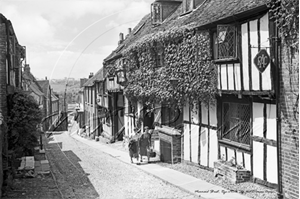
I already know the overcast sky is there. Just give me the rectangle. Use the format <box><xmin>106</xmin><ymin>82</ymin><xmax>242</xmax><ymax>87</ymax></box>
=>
<box><xmin>0</xmin><ymin>0</ymin><xmax>153</xmax><ymax>80</ymax></box>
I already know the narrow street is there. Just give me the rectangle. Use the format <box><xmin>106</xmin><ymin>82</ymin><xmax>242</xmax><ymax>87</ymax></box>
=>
<box><xmin>46</xmin><ymin>131</ymin><xmax>199</xmax><ymax>199</ymax></box>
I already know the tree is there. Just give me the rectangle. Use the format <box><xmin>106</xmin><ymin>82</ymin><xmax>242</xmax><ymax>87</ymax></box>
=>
<box><xmin>7</xmin><ymin>91</ymin><xmax>43</xmax><ymax>156</ymax></box>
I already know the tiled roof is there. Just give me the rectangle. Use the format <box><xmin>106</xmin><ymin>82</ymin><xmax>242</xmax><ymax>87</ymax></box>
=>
<box><xmin>103</xmin><ymin>0</ymin><xmax>270</xmax><ymax>64</ymax></box>
<box><xmin>37</xmin><ymin>80</ymin><xmax>50</xmax><ymax>96</ymax></box>
<box><xmin>183</xmin><ymin>0</ymin><xmax>270</xmax><ymax>28</ymax></box>
<box><xmin>23</xmin><ymin>73</ymin><xmax>44</xmax><ymax>97</ymax></box>
<box><xmin>83</xmin><ymin>67</ymin><xmax>104</xmax><ymax>87</ymax></box>
<box><xmin>51</xmin><ymin>92</ymin><xmax>59</xmax><ymax>101</ymax></box>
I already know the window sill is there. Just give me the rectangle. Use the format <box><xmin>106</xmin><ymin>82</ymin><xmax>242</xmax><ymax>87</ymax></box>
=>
<box><xmin>179</xmin><ymin>10</ymin><xmax>192</xmax><ymax>17</ymax></box>
<box><xmin>219</xmin><ymin>139</ymin><xmax>250</xmax><ymax>152</ymax></box>
<box><xmin>152</xmin><ymin>23</ymin><xmax>161</xmax><ymax>27</ymax></box>
<box><xmin>213</xmin><ymin>58</ymin><xmax>240</xmax><ymax>64</ymax></box>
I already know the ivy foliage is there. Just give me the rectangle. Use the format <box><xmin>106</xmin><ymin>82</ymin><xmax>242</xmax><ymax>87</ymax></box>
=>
<box><xmin>268</xmin><ymin>0</ymin><xmax>299</xmax><ymax>124</ymax></box>
<box><xmin>7</xmin><ymin>91</ymin><xmax>43</xmax><ymax>156</ymax></box>
<box><xmin>268</xmin><ymin>0</ymin><xmax>299</xmax><ymax>49</ymax></box>
<box><xmin>119</xmin><ymin>26</ymin><xmax>217</xmax><ymax>107</ymax></box>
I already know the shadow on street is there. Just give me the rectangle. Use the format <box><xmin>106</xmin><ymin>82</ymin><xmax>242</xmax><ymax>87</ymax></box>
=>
<box><xmin>45</xmin><ymin>135</ymin><xmax>100</xmax><ymax>199</ymax></box>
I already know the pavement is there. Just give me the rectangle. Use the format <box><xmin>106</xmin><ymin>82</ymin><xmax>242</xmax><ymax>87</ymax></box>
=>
<box><xmin>69</xmin><ymin>131</ymin><xmax>252</xmax><ymax>199</ymax></box>
<box><xmin>2</xmin><ymin>136</ymin><xmax>62</xmax><ymax>199</ymax></box>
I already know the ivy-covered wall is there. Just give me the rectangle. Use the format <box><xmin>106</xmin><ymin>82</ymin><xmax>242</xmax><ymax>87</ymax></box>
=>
<box><xmin>120</xmin><ymin>26</ymin><xmax>217</xmax><ymax>107</ymax></box>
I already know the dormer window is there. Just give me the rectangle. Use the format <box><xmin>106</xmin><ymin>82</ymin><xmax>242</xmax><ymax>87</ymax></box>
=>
<box><xmin>151</xmin><ymin>3</ymin><xmax>162</xmax><ymax>24</ymax></box>
<box><xmin>182</xmin><ymin>0</ymin><xmax>194</xmax><ymax>13</ymax></box>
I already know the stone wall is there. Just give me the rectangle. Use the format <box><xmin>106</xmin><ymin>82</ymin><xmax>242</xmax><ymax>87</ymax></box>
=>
<box><xmin>280</xmin><ymin>40</ymin><xmax>299</xmax><ymax>199</ymax></box>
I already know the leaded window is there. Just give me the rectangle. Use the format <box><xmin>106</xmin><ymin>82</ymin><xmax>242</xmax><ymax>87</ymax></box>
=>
<box><xmin>215</xmin><ymin>25</ymin><xmax>237</xmax><ymax>60</ymax></box>
<box><xmin>222</xmin><ymin>102</ymin><xmax>250</xmax><ymax>145</ymax></box>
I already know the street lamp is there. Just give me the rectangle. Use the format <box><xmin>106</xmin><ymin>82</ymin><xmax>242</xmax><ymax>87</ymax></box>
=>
<box><xmin>116</xmin><ymin>68</ymin><xmax>127</xmax><ymax>85</ymax></box>
<box><xmin>115</xmin><ymin>57</ymin><xmax>129</xmax><ymax>86</ymax></box>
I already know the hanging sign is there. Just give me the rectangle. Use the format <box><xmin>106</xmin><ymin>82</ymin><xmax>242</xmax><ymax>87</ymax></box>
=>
<box><xmin>254</xmin><ymin>49</ymin><xmax>270</xmax><ymax>73</ymax></box>
<box><xmin>96</xmin><ymin>94</ymin><xmax>102</xmax><ymax>106</ymax></box>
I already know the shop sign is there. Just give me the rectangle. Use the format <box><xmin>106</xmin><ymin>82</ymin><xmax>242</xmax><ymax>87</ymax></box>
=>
<box><xmin>254</xmin><ymin>49</ymin><xmax>270</xmax><ymax>73</ymax></box>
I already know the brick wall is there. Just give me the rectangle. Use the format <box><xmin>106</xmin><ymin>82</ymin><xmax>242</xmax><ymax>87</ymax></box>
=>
<box><xmin>159</xmin><ymin>131</ymin><xmax>181</xmax><ymax>163</ymax></box>
<box><xmin>280</xmin><ymin>41</ymin><xmax>299</xmax><ymax>199</ymax></box>
<box><xmin>0</xmin><ymin>22</ymin><xmax>7</xmax><ymax>197</ymax></box>
<box><xmin>214</xmin><ymin>160</ymin><xmax>251</xmax><ymax>183</ymax></box>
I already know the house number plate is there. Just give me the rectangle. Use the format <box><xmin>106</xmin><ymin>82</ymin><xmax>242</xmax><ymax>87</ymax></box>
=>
<box><xmin>254</xmin><ymin>49</ymin><xmax>270</xmax><ymax>73</ymax></box>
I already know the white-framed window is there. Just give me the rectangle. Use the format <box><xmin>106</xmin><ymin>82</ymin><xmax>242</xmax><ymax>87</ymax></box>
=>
<box><xmin>213</xmin><ymin>24</ymin><xmax>237</xmax><ymax>60</ymax></box>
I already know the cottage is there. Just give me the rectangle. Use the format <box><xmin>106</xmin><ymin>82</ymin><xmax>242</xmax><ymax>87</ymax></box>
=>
<box><xmin>22</xmin><ymin>64</ymin><xmax>44</xmax><ymax>109</ymax></box>
<box><xmin>37</xmin><ymin>78</ymin><xmax>58</xmax><ymax>131</ymax></box>
<box><xmin>83</xmin><ymin>69</ymin><xmax>105</xmax><ymax>140</ymax></box>
<box><xmin>102</xmin><ymin>0</ymin><xmax>298</xmax><ymax>198</ymax></box>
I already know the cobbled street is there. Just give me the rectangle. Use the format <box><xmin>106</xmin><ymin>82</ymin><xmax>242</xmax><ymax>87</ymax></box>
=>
<box><xmin>46</xmin><ymin>131</ymin><xmax>199</xmax><ymax>199</ymax></box>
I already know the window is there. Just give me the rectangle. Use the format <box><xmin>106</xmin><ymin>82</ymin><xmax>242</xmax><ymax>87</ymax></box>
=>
<box><xmin>90</xmin><ymin>88</ymin><xmax>92</xmax><ymax>104</ymax></box>
<box><xmin>154</xmin><ymin>43</ymin><xmax>164</xmax><ymax>68</ymax></box>
<box><xmin>105</xmin><ymin>96</ymin><xmax>112</xmax><ymax>126</ymax></box>
<box><xmin>182</xmin><ymin>0</ymin><xmax>194</xmax><ymax>13</ymax></box>
<box><xmin>222</xmin><ymin>102</ymin><xmax>250</xmax><ymax>145</ymax></box>
<box><xmin>103</xmin><ymin>79</ymin><xmax>107</xmax><ymax>94</ymax></box>
<box><xmin>151</xmin><ymin>3</ymin><xmax>161</xmax><ymax>24</ymax></box>
<box><xmin>214</xmin><ymin>25</ymin><xmax>237</xmax><ymax>60</ymax></box>
<box><xmin>161</xmin><ymin>105</ymin><xmax>183</xmax><ymax>129</ymax></box>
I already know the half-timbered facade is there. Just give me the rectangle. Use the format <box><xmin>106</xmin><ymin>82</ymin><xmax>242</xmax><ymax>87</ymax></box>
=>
<box><xmin>214</xmin><ymin>11</ymin><xmax>278</xmax><ymax>188</ymax></box>
<box><xmin>103</xmin><ymin>51</ymin><xmax>126</xmax><ymax>142</ymax></box>
<box><xmin>101</xmin><ymin>0</ymin><xmax>298</xmax><ymax>197</ymax></box>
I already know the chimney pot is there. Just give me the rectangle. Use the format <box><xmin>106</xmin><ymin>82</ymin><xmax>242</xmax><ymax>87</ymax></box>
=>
<box><xmin>119</xmin><ymin>33</ymin><xmax>124</xmax><ymax>45</ymax></box>
<box><xmin>24</xmin><ymin>64</ymin><xmax>30</xmax><ymax>74</ymax></box>
<box><xmin>88</xmin><ymin>72</ymin><xmax>94</xmax><ymax>79</ymax></box>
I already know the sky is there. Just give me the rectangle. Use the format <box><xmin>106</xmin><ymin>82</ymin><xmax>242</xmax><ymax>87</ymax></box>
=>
<box><xmin>0</xmin><ymin>0</ymin><xmax>154</xmax><ymax>80</ymax></box>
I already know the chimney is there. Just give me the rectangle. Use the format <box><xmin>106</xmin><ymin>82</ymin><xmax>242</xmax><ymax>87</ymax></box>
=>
<box><xmin>128</xmin><ymin>28</ymin><xmax>132</xmax><ymax>34</ymax></box>
<box><xmin>88</xmin><ymin>72</ymin><xmax>94</xmax><ymax>79</ymax></box>
<box><xmin>118</xmin><ymin>33</ymin><xmax>124</xmax><ymax>45</ymax></box>
<box><xmin>80</xmin><ymin>78</ymin><xmax>88</xmax><ymax>87</ymax></box>
<box><xmin>45</xmin><ymin>76</ymin><xmax>47</xmax><ymax>80</ymax></box>
<box><xmin>24</xmin><ymin>64</ymin><xmax>30</xmax><ymax>75</ymax></box>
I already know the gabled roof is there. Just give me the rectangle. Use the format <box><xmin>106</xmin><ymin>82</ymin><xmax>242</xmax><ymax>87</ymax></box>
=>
<box><xmin>22</xmin><ymin>72</ymin><xmax>44</xmax><ymax>97</ymax></box>
<box><xmin>103</xmin><ymin>0</ymin><xmax>270</xmax><ymax>64</ymax></box>
<box><xmin>37</xmin><ymin>80</ymin><xmax>50</xmax><ymax>96</ymax></box>
<box><xmin>51</xmin><ymin>91</ymin><xmax>59</xmax><ymax>101</ymax></box>
<box><xmin>83</xmin><ymin>67</ymin><xmax>104</xmax><ymax>87</ymax></box>
<box><xmin>183</xmin><ymin>0</ymin><xmax>270</xmax><ymax>29</ymax></box>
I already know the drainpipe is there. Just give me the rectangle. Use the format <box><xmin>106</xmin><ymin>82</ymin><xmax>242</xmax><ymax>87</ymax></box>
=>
<box><xmin>5</xmin><ymin>20</ymin><xmax>10</xmax><ymax>86</ymax></box>
<box><xmin>275</xmin><ymin>24</ymin><xmax>283</xmax><ymax>199</ymax></box>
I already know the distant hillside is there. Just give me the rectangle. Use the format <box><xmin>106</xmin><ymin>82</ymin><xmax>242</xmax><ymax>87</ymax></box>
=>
<box><xmin>50</xmin><ymin>79</ymin><xmax>81</xmax><ymax>94</ymax></box>
<box><xmin>50</xmin><ymin>79</ymin><xmax>82</xmax><ymax>108</ymax></box>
